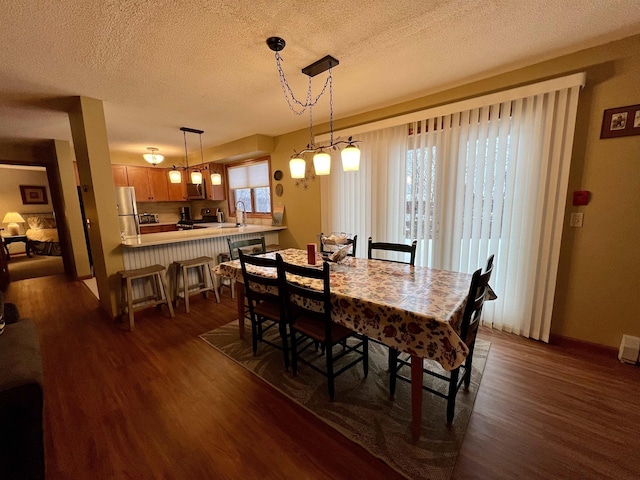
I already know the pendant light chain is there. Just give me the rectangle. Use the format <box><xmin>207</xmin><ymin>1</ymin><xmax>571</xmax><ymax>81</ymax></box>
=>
<box><xmin>275</xmin><ymin>51</ymin><xmax>331</xmax><ymax>116</ymax></box>
<box><xmin>182</xmin><ymin>130</ymin><xmax>190</xmax><ymax>170</ymax></box>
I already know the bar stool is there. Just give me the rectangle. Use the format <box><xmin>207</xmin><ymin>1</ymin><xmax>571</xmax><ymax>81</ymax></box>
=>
<box><xmin>173</xmin><ymin>256</ymin><xmax>219</xmax><ymax>313</ymax></box>
<box><xmin>118</xmin><ymin>264</ymin><xmax>174</xmax><ymax>331</ymax></box>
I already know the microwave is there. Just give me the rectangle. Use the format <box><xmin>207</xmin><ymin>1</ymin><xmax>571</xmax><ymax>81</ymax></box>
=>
<box><xmin>186</xmin><ymin>183</ymin><xmax>206</xmax><ymax>200</ymax></box>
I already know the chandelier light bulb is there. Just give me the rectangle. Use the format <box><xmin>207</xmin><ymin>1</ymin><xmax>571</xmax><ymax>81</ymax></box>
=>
<box><xmin>190</xmin><ymin>170</ymin><xmax>203</xmax><ymax>185</ymax></box>
<box><xmin>313</xmin><ymin>151</ymin><xmax>331</xmax><ymax>176</ymax></box>
<box><xmin>341</xmin><ymin>144</ymin><xmax>360</xmax><ymax>172</ymax></box>
<box><xmin>289</xmin><ymin>156</ymin><xmax>306</xmax><ymax>179</ymax></box>
<box><xmin>168</xmin><ymin>169</ymin><xmax>182</xmax><ymax>184</ymax></box>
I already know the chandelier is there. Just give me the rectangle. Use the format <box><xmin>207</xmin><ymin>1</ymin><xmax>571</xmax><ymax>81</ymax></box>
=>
<box><xmin>267</xmin><ymin>37</ymin><xmax>361</xmax><ymax>179</ymax></box>
<box><xmin>169</xmin><ymin>127</ymin><xmax>220</xmax><ymax>186</ymax></box>
<box><xmin>143</xmin><ymin>147</ymin><xmax>164</xmax><ymax>166</ymax></box>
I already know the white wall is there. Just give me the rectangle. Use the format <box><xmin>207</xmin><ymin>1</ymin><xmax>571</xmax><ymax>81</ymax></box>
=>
<box><xmin>0</xmin><ymin>165</ymin><xmax>53</xmax><ymax>254</ymax></box>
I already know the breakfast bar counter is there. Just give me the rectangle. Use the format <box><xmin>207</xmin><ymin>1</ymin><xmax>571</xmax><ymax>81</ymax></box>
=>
<box><xmin>122</xmin><ymin>224</ymin><xmax>285</xmax><ymax>248</ymax></box>
<box><xmin>120</xmin><ymin>224</ymin><xmax>285</xmax><ymax>300</ymax></box>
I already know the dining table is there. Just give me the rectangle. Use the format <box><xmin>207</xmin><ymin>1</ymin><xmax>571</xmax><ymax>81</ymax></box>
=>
<box><xmin>213</xmin><ymin>248</ymin><xmax>474</xmax><ymax>439</ymax></box>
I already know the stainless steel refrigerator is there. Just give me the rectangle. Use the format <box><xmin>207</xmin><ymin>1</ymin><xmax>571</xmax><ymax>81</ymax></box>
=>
<box><xmin>115</xmin><ymin>186</ymin><xmax>140</xmax><ymax>239</ymax></box>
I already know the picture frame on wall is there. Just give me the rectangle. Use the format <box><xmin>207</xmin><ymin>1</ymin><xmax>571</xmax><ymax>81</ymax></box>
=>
<box><xmin>600</xmin><ymin>103</ymin><xmax>640</xmax><ymax>139</ymax></box>
<box><xmin>19</xmin><ymin>185</ymin><xmax>48</xmax><ymax>205</ymax></box>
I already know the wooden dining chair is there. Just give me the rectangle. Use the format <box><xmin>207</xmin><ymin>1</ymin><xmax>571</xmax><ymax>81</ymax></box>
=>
<box><xmin>227</xmin><ymin>235</ymin><xmax>266</xmax><ymax>260</ymax></box>
<box><xmin>319</xmin><ymin>233</ymin><xmax>358</xmax><ymax>257</ymax></box>
<box><xmin>276</xmin><ymin>253</ymin><xmax>368</xmax><ymax>401</ymax></box>
<box><xmin>389</xmin><ymin>254</ymin><xmax>494</xmax><ymax>423</ymax></box>
<box><xmin>225</xmin><ymin>235</ymin><xmax>267</xmax><ymax>298</ymax></box>
<box><xmin>238</xmin><ymin>250</ymin><xmax>289</xmax><ymax>369</ymax></box>
<box><xmin>367</xmin><ymin>237</ymin><xmax>417</xmax><ymax>265</ymax></box>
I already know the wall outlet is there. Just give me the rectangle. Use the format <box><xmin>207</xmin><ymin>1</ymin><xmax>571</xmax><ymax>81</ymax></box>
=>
<box><xmin>570</xmin><ymin>212</ymin><xmax>584</xmax><ymax>228</ymax></box>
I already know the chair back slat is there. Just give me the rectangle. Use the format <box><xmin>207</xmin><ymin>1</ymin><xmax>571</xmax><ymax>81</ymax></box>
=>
<box><xmin>367</xmin><ymin>237</ymin><xmax>417</xmax><ymax>266</ymax></box>
<box><xmin>276</xmin><ymin>253</ymin><xmax>332</xmax><ymax>332</ymax></box>
<box><xmin>319</xmin><ymin>232</ymin><xmax>358</xmax><ymax>257</ymax></box>
<box><xmin>228</xmin><ymin>235</ymin><xmax>266</xmax><ymax>260</ymax></box>
<box><xmin>459</xmin><ymin>257</ymin><xmax>494</xmax><ymax>346</ymax></box>
<box><xmin>238</xmin><ymin>250</ymin><xmax>279</xmax><ymax>305</ymax></box>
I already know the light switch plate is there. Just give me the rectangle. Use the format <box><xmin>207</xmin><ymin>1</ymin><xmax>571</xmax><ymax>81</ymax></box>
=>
<box><xmin>570</xmin><ymin>212</ymin><xmax>584</xmax><ymax>228</ymax></box>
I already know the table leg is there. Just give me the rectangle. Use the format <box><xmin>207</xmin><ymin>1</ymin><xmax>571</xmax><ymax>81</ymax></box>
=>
<box><xmin>411</xmin><ymin>354</ymin><xmax>423</xmax><ymax>440</ymax></box>
<box><xmin>235</xmin><ymin>282</ymin><xmax>245</xmax><ymax>339</ymax></box>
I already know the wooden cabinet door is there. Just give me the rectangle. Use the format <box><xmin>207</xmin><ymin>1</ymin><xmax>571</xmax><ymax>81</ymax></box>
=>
<box><xmin>126</xmin><ymin>166</ymin><xmax>151</xmax><ymax>201</ymax></box>
<box><xmin>112</xmin><ymin>165</ymin><xmax>128</xmax><ymax>187</ymax></box>
<box><xmin>140</xmin><ymin>225</ymin><xmax>163</xmax><ymax>234</ymax></box>
<box><xmin>148</xmin><ymin>168</ymin><xmax>169</xmax><ymax>201</ymax></box>
<box><xmin>168</xmin><ymin>171</ymin><xmax>188</xmax><ymax>201</ymax></box>
<box><xmin>207</xmin><ymin>163</ymin><xmax>226</xmax><ymax>201</ymax></box>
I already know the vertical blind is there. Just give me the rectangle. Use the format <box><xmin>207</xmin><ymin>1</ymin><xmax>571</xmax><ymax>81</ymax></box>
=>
<box><xmin>321</xmin><ymin>73</ymin><xmax>585</xmax><ymax>341</ymax></box>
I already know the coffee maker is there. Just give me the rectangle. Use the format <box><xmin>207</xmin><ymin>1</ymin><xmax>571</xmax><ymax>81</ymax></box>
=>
<box><xmin>179</xmin><ymin>207</ymin><xmax>191</xmax><ymax>222</ymax></box>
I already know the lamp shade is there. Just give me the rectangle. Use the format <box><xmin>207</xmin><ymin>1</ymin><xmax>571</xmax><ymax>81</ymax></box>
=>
<box><xmin>2</xmin><ymin>212</ymin><xmax>24</xmax><ymax>236</ymax></box>
<box><xmin>143</xmin><ymin>150</ymin><xmax>164</xmax><ymax>165</ymax></box>
<box><xmin>190</xmin><ymin>170</ymin><xmax>203</xmax><ymax>185</ymax></box>
<box><xmin>168</xmin><ymin>169</ymin><xmax>182</xmax><ymax>184</ymax></box>
<box><xmin>289</xmin><ymin>156</ymin><xmax>306</xmax><ymax>179</ymax></box>
<box><xmin>313</xmin><ymin>151</ymin><xmax>331</xmax><ymax>176</ymax></box>
<box><xmin>211</xmin><ymin>173</ymin><xmax>222</xmax><ymax>185</ymax></box>
<box><xmin>341</xmin><ymin>144</ymin><xmax>360</xmax><ymax>171</ymax></box>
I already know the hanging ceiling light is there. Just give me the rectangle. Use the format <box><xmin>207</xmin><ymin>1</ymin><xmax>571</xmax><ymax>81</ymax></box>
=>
<box><xmin>143</xmin><ymin>147</ymin><xmax>164</xmax><ymax>166</ymax></box>
<box><xmin>267</xmin><ymin>37</ymin><xmax>361</xmax><ymax>178</ymax></box>
<box><xmin>211</xmin><ymin>172</ymin><xmax>222</xmax><ymax>185</ymax></box>
<box><xmin>169</xmin><ymin>127</ymin><xmax>208</xmax><ymax>185</ymax></box>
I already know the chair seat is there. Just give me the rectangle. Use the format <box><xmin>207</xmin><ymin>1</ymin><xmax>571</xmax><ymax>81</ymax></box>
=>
<box><xmin>253</xmin><ymin>299</ymin><xmax>282</xmax><ymax>322</ymax></box>
<box><xmin>293</xmin><ymin>316</ymin><xmax>355</xmax><ymax>343</ymax></box>
<box><xmin>175</xmin><ymin>256</ymin><xmax>213</xmax><ymax>268</ymax></box>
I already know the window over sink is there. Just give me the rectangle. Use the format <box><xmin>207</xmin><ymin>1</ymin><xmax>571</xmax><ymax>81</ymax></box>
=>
<box><xmin>227</xmin><ymin>157</ymin><xmax>272</xmax><ymax>217</ymax></box>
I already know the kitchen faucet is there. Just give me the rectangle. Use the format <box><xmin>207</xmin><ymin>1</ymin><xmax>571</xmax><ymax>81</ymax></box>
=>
<box><xmin>235</xmin><ymin>201</ymin><xmax>246</xmax><ymax>226</ymax></box>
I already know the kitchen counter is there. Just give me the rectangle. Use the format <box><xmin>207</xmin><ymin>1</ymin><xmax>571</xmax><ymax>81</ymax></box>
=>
<box><xmin>122</xmin><ymin>223</ymin><xmax>286</xmax><ymax>248</ymax></box>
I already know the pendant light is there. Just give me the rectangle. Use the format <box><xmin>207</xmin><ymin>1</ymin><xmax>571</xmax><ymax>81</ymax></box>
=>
<box><xmin>169</xmin><ymin>127</ymin><xmax>206</xmax><ymax>185</ymax></box>
<box><xmin>267</xmin><ymin>37</ymin><xmax>361</xmax><ymax>178</ymax></box>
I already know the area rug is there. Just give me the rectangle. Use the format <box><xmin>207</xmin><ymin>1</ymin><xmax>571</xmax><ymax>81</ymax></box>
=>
<box><xmin>8</xmin><ymin>254</ymin><xmax>64</xmax><ymax>281</ymax></box>
<box><xmin>200</xmin><ymin>321</ymin><xmax>490</xmax><ymax>480</ymax></box>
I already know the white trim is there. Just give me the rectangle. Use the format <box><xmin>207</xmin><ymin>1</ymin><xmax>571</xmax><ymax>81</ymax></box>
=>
<box><xmin>316</xmin><ymin>72</ymin><xmax>586</xmax><ymax>142</ymax></box>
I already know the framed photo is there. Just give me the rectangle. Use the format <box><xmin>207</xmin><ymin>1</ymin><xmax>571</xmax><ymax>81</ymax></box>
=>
<box><xmin>19</xmin><ymin>185</ymin><xmax>48</xmax><ymax>205</ymax></box>
<box><xmin>600</xmin><ymin>103</ymin><xmax>640</xmax><ymax>139</ymax></box>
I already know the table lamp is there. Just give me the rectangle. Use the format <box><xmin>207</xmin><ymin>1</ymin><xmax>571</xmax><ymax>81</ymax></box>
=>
<box><xmin>2</xmin><ymin>212</ymin><xmax>25</xmax><ymax>236</ymax></box>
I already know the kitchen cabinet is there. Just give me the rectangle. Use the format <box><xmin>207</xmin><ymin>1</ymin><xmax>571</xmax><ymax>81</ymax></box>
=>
<box><xmin>140</xmin><ymin>224</ymin><xmax>180</xmax><ymax>234</ymax></box>
<box><xmin>127</xmin><ymin>166</ymin><xmax>169</xmax><ymax>202</ymax></box>
<box><xmin>168</xmin><ymin>171</ymin><xmax>188</xmax><ymax>201</ymax></box>
<box><xmin>112</xmin><ymin>165</ymin><xmax>128</xmax><ymax>187</ymax></box>
<box><xmin>206</xmin><ymin>163</ymin><xmax>226</xmax><ymax>201</ymax></box>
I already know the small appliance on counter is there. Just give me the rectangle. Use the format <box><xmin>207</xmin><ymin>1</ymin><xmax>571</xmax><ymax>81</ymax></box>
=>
<box><xmin>180</xmin><ymin>207</ymin><xmax>191</xmax><ymax>222</ymax></box>
<box><xmin>138</xmin><ymin>213</ymin><xmax>159</xmax><ymax>224</ymax></box>
<box><xmin>198</xmin><ymin>208</ymin><xmax>224</xmax><ymax>223</ymax></box>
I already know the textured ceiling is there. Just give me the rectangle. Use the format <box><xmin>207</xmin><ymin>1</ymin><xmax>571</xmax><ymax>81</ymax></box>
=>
<box><xmin>1</xmin><ymin>0</ymin><xmax>640</xmax><ymax>158</ymax></box>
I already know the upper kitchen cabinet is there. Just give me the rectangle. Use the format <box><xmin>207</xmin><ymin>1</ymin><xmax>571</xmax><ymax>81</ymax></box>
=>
<box><xmin>127</xmin><ymin>166</ymin><xmax>169</xmax><ymax>202</ymax></box>
<box><xmin>168</xmin><ymin>172</ymin><xmax>188</xmax><ymax>202</ymax></box>
<box><xmin>206</xmin><ymin>163</ymin><xmax>226</xmax><ymax>201</ymax></box>
<box><xmin>112</xmin><ymin>165</ymin><xmax>128</xmax><ymax>187</ymax></box>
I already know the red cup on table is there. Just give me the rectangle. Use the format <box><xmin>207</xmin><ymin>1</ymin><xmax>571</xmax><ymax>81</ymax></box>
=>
<box><xmin>307</xmin><ymin>243</ymin><xmax>317</xmax><ymax>265</ymax></box>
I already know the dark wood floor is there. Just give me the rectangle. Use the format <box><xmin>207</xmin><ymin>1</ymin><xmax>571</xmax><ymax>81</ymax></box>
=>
<box><xmin>5</xmin><ymin>275</ymin><xmax>640</xmax><ymax>479</ymax></box>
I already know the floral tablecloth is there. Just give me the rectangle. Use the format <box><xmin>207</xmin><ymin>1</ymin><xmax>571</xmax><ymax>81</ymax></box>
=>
<box><xmin>213</xmin><ymin>248</ymin><xmax>473</xmax><ymax>370</ymax></box>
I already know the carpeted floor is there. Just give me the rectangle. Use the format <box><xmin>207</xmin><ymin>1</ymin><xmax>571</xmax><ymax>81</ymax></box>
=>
<box><xmin>7</xmin><ymin>254</ymin><xmax>65</xmax><ymax>281</ymax></box>
<box><xmin>201</xmin><ymin>320</ymin><xmax>490</xmax><ymax>480</ymax></box>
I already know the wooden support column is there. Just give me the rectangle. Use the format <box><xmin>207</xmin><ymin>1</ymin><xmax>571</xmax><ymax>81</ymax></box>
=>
<box><xmin>68</xmin><ymin>96</ymin><xmax>124</xmax><ymax>318</ymax></box>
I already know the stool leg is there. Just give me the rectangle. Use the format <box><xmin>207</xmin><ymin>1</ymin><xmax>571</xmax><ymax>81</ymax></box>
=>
<box><xmin>209</xmin><ymin>266</ymin><xmax>220</xmax><ymax>303</ymax></box>
<box><xmin>174</xmin><ymin>264</ymin><xmax>181</xmax><ymax>309</ymax></box>
<box><xmin>126</xmin><ymin>277</ymin><xmax>135</xmax><ymax>331</ymax></box>
<box><xmin>182</xmin><ymin>265</ymin><xmax>190</xmax><ymax>313</ymax></box>
<box><xmin>159</xmin><ymin>271</ymin><xmax>175</xmax><ymax>318</ymax></box>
